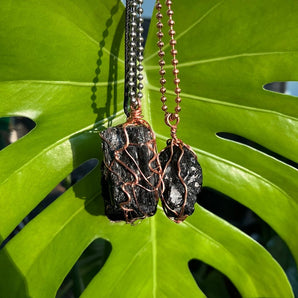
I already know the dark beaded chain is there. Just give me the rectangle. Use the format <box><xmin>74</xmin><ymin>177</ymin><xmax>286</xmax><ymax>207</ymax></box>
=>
<box><xmin>126</xmin><ymin>0</ymin><xmax>145</xmax><ymax>109</ymax></box>
<box><xmin>136</xmin><ymin>0</ymin><xmax>144</xmax><ymax>100</ymax></box>
<box><xmin>156</xmin><ymin>0</ymin><xmax>181</xmax><ymax>126</ymax></box>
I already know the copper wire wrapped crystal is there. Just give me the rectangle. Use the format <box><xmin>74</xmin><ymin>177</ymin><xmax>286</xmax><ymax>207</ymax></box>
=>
<box><xmin>100</xmin><ymin>105</ymin><xmax>163</xmax><ymax>223</ymax></box>
<box><xmin>155</xmin><ymin>0</ymin><xmax>203</xmax><ymax>222</ymax></box>
<box><xmin>159</xmin><ymin>139</ymin><xmax>203</xmax><ymax>223</ymax></box>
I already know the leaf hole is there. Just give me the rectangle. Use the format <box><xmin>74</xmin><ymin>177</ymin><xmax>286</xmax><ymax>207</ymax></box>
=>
<box><xmin>216</xmin><ymin>132</ymin><xmax>298</xmax><ymax>169</ymax></box>
<box><xmin>199</xmin><ymin>187</ymin><xmax>298</xmax><ymax>295</ymax></box>
<box><xmin>199</xmin><ymin>187</ymin><xmax>284</xmax><ymax>244</ymax></box>
<box><xmin>188</xmin><ymin>259</ymin><xmax>241</xmax><ymax>298</ymax></box>
<box><xmin>0</xmin><ymin>158</ymin><xmax>98</xmax><ymax>249</ymax></box>
<box><xmin>56</xmin><ymin>238</ymin><xmax>112</xmax><ymax>298</ymax></box>
<box><xmin>0</xmin><ymin>117</ymin><xmax>36</xmax><ymax>151</ymax></box>
<box><xmin>263</xmin><ymin>82</ymin><xmax>286</xmax><ymax>94</ymax></box>
<box><xmin>199</xmin><ymin>187</ymin><xmax>248</xmax><ymax>229</ymax></box>
<box><xmin>263</xmin><ymin>81</ymin><xmax>298</xmax><ymax>97</ymax></box>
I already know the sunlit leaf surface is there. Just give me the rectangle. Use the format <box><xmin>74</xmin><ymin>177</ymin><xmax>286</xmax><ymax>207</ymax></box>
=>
<box><xmin>0</xmin><ymin>0</ymin><xmax>297</xmax><ymax>297</ymax></box>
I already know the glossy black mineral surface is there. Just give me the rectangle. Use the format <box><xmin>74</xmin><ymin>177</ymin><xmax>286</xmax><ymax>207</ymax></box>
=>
<box><xmin>100</xmin><ymin>124</ymin><xmax>161</xmax><ymax>222</ymax></box>
<box><xmin>159</xmin><ymin>143</ymin><xmax>202</xmax><ymax>222</ymax></box>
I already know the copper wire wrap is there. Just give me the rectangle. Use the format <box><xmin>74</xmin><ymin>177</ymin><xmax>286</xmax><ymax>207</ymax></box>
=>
<box><xmin>126</xmin><ymin>98</ymin><xmax>145</xmax><ymax>124</ymax></box>
<box><xmin>159</xmin><ymin>138</ymin><xmax>202</xmax><ymax>223</ymax></box>
<box><xmin>160</xmin><ymin>140</ymin><xmax>189</xmax><ymax>222</ymax></box>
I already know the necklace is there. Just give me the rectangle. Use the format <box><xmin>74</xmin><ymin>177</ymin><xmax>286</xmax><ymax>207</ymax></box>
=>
<box><xmin>100</xmin><ymin>0</ymin><xmax>162</xmax><ymax>223</ymax></box>
<box><xmin>155</xmin><ymin>0</ymin><xmax>203</xmax><ymax>223</ymax></box>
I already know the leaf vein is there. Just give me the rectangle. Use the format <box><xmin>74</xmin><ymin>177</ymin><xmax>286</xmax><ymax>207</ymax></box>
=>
<box><xmin>0</xmin><ymin>112</ymin><xmax>125</xmax><ymax>189</ymax></box>
<box><xmin>22</xmin><ymin>191</ymin><xmax>101</xmax><ymax>276</ymax></box>
<box><xmin>144</xmin><ymin>1</ymin><xmax>223</xmax><ymax>62</ymax></box>
<box><xmin>145</xmin><ymin>51</ymin><xmax>296</xmax><ymax>69</ymax></box>
<box><xmin>0</xmin><ymin>79</ymin><xmax>125</xmax><ymax>87</ymax></box>
<box><xmin>148</xmin><ymin>85</ymin><xmax>298</xmax><ymax>121</ymax></box>
<box><xmin>156</xmin><ymin>133</ymin><xmax>296</xmax><ymax>204</ymax></box>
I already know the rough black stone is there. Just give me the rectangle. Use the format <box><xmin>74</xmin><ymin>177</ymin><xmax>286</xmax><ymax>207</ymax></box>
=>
<box><xmin>159</xmin><ymin>144</ymin><xmax>203</xmax><ymax>222</ymax></box>
<box><xmin>100</xmin><ymin>124</ymin><xmax>161</xmax><ymax>222</ymax></box>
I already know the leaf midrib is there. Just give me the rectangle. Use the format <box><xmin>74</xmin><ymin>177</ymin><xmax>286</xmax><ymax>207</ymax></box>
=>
<box><xmin>151</xmin><ymin>216</ymin><xmax>157</xmax><ymax>298</ymax></box>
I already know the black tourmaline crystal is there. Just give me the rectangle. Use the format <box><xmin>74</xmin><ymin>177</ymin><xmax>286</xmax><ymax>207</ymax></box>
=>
<box><xmin>100</xmin><ymin>124</ymin><xmax>161</xmax><ymax>222</ymax></box>
<box><xmin>159</xmin><ymin>143</ymin><xmax>202</xmax><ymax>222</ymax></box>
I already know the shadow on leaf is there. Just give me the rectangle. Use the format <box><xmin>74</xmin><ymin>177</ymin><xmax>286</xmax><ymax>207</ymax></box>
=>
<box><xmin>70</xmin><ymin>0</ymin><xmax>125</xmax><ymax>215</ymax></box>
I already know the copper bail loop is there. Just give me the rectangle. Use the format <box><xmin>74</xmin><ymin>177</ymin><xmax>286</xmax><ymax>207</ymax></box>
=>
<box><xmin>127</xmin><ymin>98</ymin><xmax>143</xmax><ymax>124</ymax></box>
<box><xmin>165</xmin><ymin>113</ymin><xmax>180</xmax><ymax>141</ymax></box>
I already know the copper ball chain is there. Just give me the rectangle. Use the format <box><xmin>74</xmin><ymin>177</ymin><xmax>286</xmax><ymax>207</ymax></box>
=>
<box><xmin>156</xmin><ymin>0</ymin><xmax>182</xmax><ymax>125</ymax></box>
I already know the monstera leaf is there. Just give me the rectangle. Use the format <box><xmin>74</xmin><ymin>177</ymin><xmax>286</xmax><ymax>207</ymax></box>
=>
<box><xmin>0</xmin><ymin>0</ymin><xmax>297</xmax><ymax>297</ymax></box>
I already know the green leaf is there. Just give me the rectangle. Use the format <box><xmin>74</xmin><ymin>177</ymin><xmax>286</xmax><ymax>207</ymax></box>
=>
<box><xmin>0</xmin><ymin>0</ymin><xmax>297</xmax><ymax>297</ymax></box>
